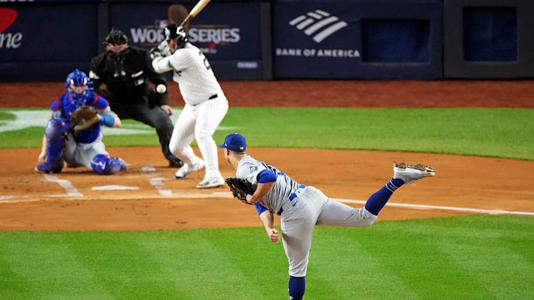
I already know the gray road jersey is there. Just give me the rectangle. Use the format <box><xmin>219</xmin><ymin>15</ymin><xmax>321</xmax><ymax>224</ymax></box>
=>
<box><xmin>236</xmin><ymin>155</ymin><xmax>300</xmax><ymax>214</ymax></box>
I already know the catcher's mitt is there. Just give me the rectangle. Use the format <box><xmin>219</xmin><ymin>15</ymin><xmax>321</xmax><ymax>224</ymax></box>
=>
<box><xmin>225</xmin><ymin>177</ymin><xmax>256</xmax><ymax>205</ymax></box>
<box><xmin>71</xmin><ymin>106</ymin><xmax>99</xmax><ymax>131</ymax></box>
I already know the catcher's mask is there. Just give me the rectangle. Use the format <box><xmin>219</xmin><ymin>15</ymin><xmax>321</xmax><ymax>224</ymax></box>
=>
<box><xmin>164</xmin><ymin>24</ymin><xmax>188</xmax><ymax>49</ymax></box>
<box><xmin>65</xmin><ymin>69</ymin><xmax>89</xmax><ymax>94</ymax></box>
<box><xmin>104</xmin><ymin>29</ymin><xmax>129</xmax><ymax>59</ymax></box>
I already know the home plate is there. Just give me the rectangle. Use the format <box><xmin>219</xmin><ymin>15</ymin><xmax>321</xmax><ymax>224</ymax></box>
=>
<box><xmin>92</xmin><ymin>185</ymin><xmax>140</xmax><ymax>191</ymax></box>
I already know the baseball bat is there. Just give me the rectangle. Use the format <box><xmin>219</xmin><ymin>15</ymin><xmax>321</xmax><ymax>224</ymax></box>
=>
<box><xmin>180</xmin><ymin>0</ymin><xmax>212</xmax><ymax>26</ymax></box>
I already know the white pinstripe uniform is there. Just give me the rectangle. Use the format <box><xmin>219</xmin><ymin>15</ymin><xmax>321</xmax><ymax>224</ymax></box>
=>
<box><xmin>153</xmin><ymin>43</ymin><xmax>228</xmax><ymax>185</ymax></box>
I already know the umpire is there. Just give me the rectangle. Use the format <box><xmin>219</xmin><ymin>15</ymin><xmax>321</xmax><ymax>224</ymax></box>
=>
<box><xmin>89</xmin><ymin>29</ymin><xmax>183</xmax><ymax>167</ymax></box>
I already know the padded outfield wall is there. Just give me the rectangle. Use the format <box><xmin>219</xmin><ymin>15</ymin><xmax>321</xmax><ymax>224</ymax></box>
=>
<box><xmin>0</xmin><ymin>0</ymin><xmax>532</xmax><ymax>81</ymax></box>
<box><xmin>0</xmin><ymin>0</ymin><xmax>271</xmax><ymax>81</ymax></box>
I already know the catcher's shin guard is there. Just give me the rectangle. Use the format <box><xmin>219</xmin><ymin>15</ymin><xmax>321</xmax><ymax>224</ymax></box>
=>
<box><xmin>43</xmin><ymin>118</ymin><xmax>68</xmax><ymax>172</ymax></box>
<box><xmin>91</xmin><ymin>154</ymin><xmax>127</xmax><ymax>175</ymax></box>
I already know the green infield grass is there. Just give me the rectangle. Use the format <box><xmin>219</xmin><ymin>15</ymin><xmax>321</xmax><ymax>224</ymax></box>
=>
<box><xmin>1</xmin><ymin>107</ymin><xmax>533</xmax><ymax>160</ymax></box>
<box><xmin>0</xmin><ymin>215</ymin><xmax>532</xmax><ymax>299</ymax></box>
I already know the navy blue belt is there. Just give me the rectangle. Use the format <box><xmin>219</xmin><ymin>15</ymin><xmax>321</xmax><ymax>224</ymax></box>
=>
<box><xmin>193</xmin><ymin>94</ymin><xmax>218</xmax><ymax>107</ymax></box>
<box><xmin>277</xmin><ymin>185</ymin><xmax>306</xmax><ymax>215</ymax></box>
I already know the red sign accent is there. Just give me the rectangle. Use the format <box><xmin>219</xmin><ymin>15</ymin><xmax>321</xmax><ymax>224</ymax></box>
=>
<box><xmin>0</xmin><ymin>8</ymin><xmax>17</xmax><ymax>32</ymax></box>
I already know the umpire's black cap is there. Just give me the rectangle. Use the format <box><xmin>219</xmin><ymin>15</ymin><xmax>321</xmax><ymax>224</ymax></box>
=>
<box><xmin>103</xmin><ymin>29</ymin><xmax>128</xmax><ymax>45</ymax></box>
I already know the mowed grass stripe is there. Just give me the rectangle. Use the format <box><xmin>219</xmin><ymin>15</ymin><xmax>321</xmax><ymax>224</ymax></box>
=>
<box><xmin>66</xmin><ymin>232</ymin><xmax>185</xmax><ymax>299</ymax></box>
<box><xmin>356</xmin><ymin>223</ymin><xmax>495</xmax><ymax>299</ymax></box>
<box><xmin>200</xmin><ymin>228</ymin><xmax>288</xmax><ymax>299</ymax></box>
<box><xmin>440</xmin><ymin>241</ymin><xmax>532</xmax><ymax>298</ymax></box>
<box><xmin>0</xmin><ymin>232</ymin><xmax>112</xmax><ymax>299</ymax></box>
<box><xmin>310</xmin><ymin>232</ymin><xmax>419</xmax><ymax>299</ymax></box>
<box><xmin>1</xmin><ymin>108</ymin><xmax>533</xmax><ymax>160</ymax></box>
<box><xmin>1</xmin><ymin>215</ymin><xmax>532</xmax><ymax>299</ymax></box>
<box><xmin>0</xmin><ymin>254</ymin><xmax>30</xmax><ymax>299</ymax></box>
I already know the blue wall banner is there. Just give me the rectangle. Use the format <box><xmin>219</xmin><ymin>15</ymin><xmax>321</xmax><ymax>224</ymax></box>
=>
<box><xmin>109</xmin><ymin>2</ymin><xmax>262</xmax><ymax>61</ymax></box>
<box><xmin>444</xmin><ymin>0</ymin><xmax>534</xmax><ymax>79</ymax></box>
<box><xmin>273</xmin><ymin>0</ymin><xmax>443</xmax><ymax>79</ymax></box>
<box><xmin>0</xmin><ymin>5</ymin><xmax>98</xmax><ymax>62</ymax></box>
<box><xmin>0</xmin><ymin>4</ymin><xmax>98</xmax><ymax>80</ymax></box>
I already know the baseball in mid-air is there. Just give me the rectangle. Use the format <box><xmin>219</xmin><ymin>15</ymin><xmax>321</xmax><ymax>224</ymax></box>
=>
<box><xmin>156</xmin><ymin>84</ymin><xmax>167</xmax><ymax>94</ymax></box>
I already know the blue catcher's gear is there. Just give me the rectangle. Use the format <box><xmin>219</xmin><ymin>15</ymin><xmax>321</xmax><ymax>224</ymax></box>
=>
<box><xmin>51</xmin><ymin>88</ymin><xmax>110</xmax><ymax>144</ymax></box>
<box><xmin>64</xmin><ymin>69</ymin><xmax>89</xmax><ymax>90</ymax></box>
<box><xmin>35</xmin><ymin>118</ymin><xmax>69</xmax><ymax>173</ymax></box>
<box><xmin>91</xmin><ymin>154</ymin><xmax>127</xmax><ymax>175</ymax></box>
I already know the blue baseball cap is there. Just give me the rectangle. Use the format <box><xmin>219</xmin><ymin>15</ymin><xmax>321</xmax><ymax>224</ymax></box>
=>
<box><xmin>219</xmin><ymin>133</ymin><xmax>247</xmax><ymax>152</ymax></box>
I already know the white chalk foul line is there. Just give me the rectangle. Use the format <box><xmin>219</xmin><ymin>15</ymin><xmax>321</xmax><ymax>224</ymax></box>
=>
<box><xmin>43</xmin><ymin>174</ymin><xmax>82</xmax><ymax>197</ymax></box>
<box><xmin>92</xmin><ymin>185</ymin><xmax>139</xmax><ymax>191</ymax></box>
<box><xmin>3</xmin><ymin>182</ymin><xmax>534</xmax><ymax>217</ymax></box>
<box><xmin>332</xmin><ymin>198</ymin><xmax>534</xmax><ymax>216</ymax></box>
<box><xmin>149</xmin><ymin>177</ymin><xmax>172</xmax><ymax>196</ymax></box>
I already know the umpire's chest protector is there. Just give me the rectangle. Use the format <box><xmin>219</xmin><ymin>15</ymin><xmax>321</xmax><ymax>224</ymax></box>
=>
<box><xmin>96</xmin><ymin>48</ymin><xmax>151</xmax><ymax>98</ymax></box>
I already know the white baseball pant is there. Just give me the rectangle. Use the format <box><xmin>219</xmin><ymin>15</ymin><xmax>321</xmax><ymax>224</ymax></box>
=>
<box><xmin>169</xmin><ymin>96</ymin><xmax>229</xmax><ymax>177</ymax></box>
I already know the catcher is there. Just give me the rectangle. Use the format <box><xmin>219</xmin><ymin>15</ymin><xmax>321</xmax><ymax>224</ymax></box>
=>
<box><xmin>35</xmin><ymin>69</ymin><xmax>126</xmax><ymax>175</ymax></box>
<box><xmin>220</xmin><ymin>133</ymin><xmax>435</xmax><ymax>300</ymax></box>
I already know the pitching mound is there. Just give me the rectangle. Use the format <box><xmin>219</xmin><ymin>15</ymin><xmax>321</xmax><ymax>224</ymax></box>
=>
<box><xmin>1</xmin><ymin>147</ymin><xmax>532</xmax><ymax>230</ymax></box>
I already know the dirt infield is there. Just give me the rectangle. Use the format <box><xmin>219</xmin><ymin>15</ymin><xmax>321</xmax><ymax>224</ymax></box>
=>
<box><xmin>0</xmin><ymin>80</ymin><xmax>533</xmax><ymax>230</ymax></box>
<box><xmin>1</xmin><ymin>147</ymin><xmax>533</xmax><ymax>230</ymax></box>
<box><xmin>1</xmin><ymin>80</ymin><xmax>534</xmax><ymax>108</ymax></box>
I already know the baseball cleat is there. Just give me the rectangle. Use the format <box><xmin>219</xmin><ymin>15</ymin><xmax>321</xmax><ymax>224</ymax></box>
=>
<box><xmin>393</xmin><ymin>162</ymin><xmax>435</xmax><ymax>184</ymax></box>
<box><xmin>168</xmin><ymin>158</ymin><xmax>184</xmax><ymax>168</ymax></box>
<box><xmin>34</xmin><ymin>162</ymin><xmax>63</xmax><ymax>174</ymax></box>
<box><xmin>196</xmin><ymin>176</ymin><xmax>225</xmax><ymax>189</ymax></box>
<box><xmin>174</xmin><ymin>159</ymin><xmax>205</xmax><ymax>179</ymax></box>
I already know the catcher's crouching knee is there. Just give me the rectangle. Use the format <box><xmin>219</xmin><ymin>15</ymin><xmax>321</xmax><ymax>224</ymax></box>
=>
<box><xmin>45</xmin><ymin>118</ymin><xmax>68</xmax><ymax>140</ymax></box>
<box><xmin>90</xmin><ymin>154</ymin><xmax>127</xmax><ymax>175</ymax></box>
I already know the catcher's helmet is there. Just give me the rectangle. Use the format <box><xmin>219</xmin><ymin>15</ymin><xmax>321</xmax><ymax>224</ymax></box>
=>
<box><xmin>104</xmin><ymin>28</ymin><xmax>128</xmax><ymax>45</ymax></box>
<box><xmin>164</xmin><ymin>24</ymin><xmax>188</xmax><ymax>45</ymax></box>
<box><xmin>65</xmin><ymin>69</ymin><xmax>89</xmax><ymax>88</ymax></box>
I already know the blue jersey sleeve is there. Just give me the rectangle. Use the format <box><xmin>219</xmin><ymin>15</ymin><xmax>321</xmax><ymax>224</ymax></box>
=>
<box><xmin>257</xmin><ymin>169</ymin><xmax>277</xmax><ymax>183</ymax></box>
<box><xmin>255</xmin><ymin>202</ymin><xmax>268</xmax><ymax>215</ymax></box>
<box><xmin>83</xmin><ymin>90</ymin><xmax>109</xmax><ymax>109</ymax></box>
<box><xmin>50</xmin><ymin>97</ymin><xmax>62</xmax><ymax>112</ymax></box>
<box><xmin>93</xmin><ymin>96</ymin><xmax>109</xmax><ymax>109</ymax></box>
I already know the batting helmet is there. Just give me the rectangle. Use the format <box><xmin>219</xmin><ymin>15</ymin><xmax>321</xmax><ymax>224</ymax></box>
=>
<box><xmin>64</xmin><ymin>69</ymin><xmax>89</xmax><ymax>89</ymax></box>
<box><xmin>104</xmin><ymin>28</ymin><xmax>128</xmax><ymax>45</ymax></box>
<box><xmin>164</xmin><ymin>24</ymin><xmax>188</xmax><ymax>46</ymax></box>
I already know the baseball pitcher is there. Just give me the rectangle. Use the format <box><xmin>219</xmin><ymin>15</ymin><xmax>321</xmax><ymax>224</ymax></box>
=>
<box><xmin>151</xmin><ymin>24</ymin><xmax>229</xmax><ymax>189</ymax></box>
<box><xmin>220</xmin><ymin>133</ymin><xmax>435</xmax><ymax>300</ymax></box>
<box><xmin>35</xmin><ymin>69</ymin><xmax>126</xmax><ymax>175</ymax></box>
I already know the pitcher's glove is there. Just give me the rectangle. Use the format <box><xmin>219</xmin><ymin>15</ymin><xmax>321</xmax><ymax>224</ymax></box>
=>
<box><xmin>71</xmin><ymin>106</ymin><xmax>99</xmax><ymax>131</ymax></box>
<box><xmin>225</xmin><ymin>178</ymin><xmax>256</xmax><ymax>205</ymax></box>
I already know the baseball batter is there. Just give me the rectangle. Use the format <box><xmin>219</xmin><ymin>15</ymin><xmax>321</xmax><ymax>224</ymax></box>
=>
<box><xmin>219</xmin><ymin>133</ymin><xmax>435</xmax><ymax>300</ymax></box>
<box><xmin>151</xmin><ymin>24</ymin><xmax>228</xmax><ymax>188</ymax></box>
<box><xmin>35</xmin><ymin>69</ymin><xmax>126</xmax><ymax>175</ymax></box>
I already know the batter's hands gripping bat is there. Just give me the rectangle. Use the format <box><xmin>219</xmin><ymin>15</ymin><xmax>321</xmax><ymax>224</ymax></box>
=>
<box><xmin>180</xmin><ymin>0</ymin><xmax>212</xmax><ymax>26</ymax></box>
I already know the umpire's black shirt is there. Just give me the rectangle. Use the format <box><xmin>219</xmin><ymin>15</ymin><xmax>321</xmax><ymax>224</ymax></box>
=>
<box><xmin>89</xmin><ymin>46</ymin><xmax>168</xmax><ymax>106</ymax></box>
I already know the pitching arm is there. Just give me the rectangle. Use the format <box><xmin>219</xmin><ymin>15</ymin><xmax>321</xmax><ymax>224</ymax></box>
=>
<box><xmin>258</xmin><ymin>210</ymin><xmax>280</xmax><ymax>243</ymax></box>
<box><xmin>246</xmin><ymin>181</ymin><xmax>275</xmax><ymax>205</ymax></box>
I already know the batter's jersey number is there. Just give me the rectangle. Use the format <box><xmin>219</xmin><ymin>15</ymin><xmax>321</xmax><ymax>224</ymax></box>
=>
<box><xmin>199</xmin><ymin>51</ymin><xmax>211</xmax><ymax>71</ymax></box>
